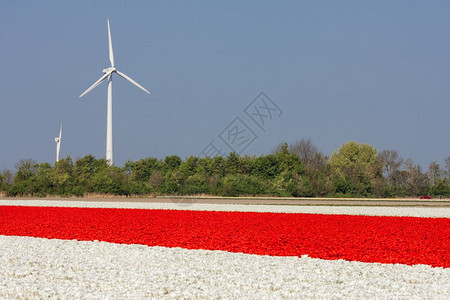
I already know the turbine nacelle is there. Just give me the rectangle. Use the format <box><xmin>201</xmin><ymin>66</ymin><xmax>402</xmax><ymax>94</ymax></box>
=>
<box><xmin>103</xmin><ymin>67</ymin><xmax>116</xmax><ymax>74</ymax></box>
<box><xmin>55</xmin><ymin>137</ymin><xmax>60</xmax><ymax>143</ymax></box>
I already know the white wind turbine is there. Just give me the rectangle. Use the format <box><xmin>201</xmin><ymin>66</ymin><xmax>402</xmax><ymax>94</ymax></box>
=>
<box><xmin>79</xmin><ymin>19</ymin><xmax>150</xmax><ymax>165</ymax></box>
<box><xmin>54</xmin><ymin>121</ymin><xmax>62</xmax><ymax>163</ymax></box>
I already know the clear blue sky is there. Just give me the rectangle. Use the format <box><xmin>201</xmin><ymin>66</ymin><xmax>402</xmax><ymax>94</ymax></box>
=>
<box><xmin>1</xmin><ymin>1</ymin><xmax>449</xmax><ymax>170</ymax></box>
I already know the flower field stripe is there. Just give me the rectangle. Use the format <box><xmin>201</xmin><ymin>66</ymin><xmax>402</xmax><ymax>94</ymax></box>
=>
<box><xmin>0</xmin><ymin>206</ymin><xmax>448</xmax><ymax>268</ymax></box>
<box><xmin>2</xmin><ymin>236</ymin><xmax>449</xmax><ymax>299</ymax></box>
<box><xmin>1</xmin><ymin>199</ymin><xmax>449</xmax><ymax>217</ymax></box>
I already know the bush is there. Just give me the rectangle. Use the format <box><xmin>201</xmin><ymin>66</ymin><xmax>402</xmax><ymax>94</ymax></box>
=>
<box><xmin>221</xmin><ymin>175</ymin><xmax>264</xmax><ymax>197</ymax></box>
<box><xmin>431</xmin><ymin>179</ymin><xmax>450</xmax><ymax>197</ymax></box>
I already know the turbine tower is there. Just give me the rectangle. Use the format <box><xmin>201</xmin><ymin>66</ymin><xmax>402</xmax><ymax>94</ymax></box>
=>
<box><xmin>54</xmin><ymin>121</ymin><xmax>62</xmax><ymax>163</ymax></box>
<box><xmin>79</xmin><ymin>19</ymin><xmax>150</xmax><ymax>165</ymax></box>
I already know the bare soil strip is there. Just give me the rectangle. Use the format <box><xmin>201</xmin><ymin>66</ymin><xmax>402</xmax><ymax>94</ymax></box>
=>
<box><xmin>1</xmin><ymin>196</ymin><xmax>449</xmax><ymax>207</ymax></box>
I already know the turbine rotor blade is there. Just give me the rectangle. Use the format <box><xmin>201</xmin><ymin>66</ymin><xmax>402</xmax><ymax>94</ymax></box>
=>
<box><xmin>59</xmin><ymin>122</ymin><xmax>62</xmax><ymax>140</ymax></box>
<box><xmin>107</xmin><ymin>19</ymin><xmax>115</xmax><ymax>67</ymax></box>
<box><xmin>79</xmin><ymin>72</ymin><xmax>110</xmax><ymax>98</ymax></box>
<box><xmin>116</xmin><ymin>70</ymin><xmax>151</xmax><ymax>94</ymax></box>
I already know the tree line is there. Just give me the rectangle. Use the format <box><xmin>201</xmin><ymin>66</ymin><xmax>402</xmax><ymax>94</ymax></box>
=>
<box><xmin>1</xmin><ymin>140</ymin><xmax>449</xmax><ymax>198</ymax></box>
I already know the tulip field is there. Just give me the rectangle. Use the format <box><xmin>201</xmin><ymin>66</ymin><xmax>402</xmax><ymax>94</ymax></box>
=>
<box><xmin>0</xmin><ymin>200</ymin><xmax>449</xmax><ymax>298</ymax></box>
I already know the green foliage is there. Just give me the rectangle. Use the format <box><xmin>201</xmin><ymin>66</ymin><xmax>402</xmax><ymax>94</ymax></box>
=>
<box><xmin>221</xmin><ymin>174</ymin><xmax>264</xmax><ymax>197</ymax></box>
<box><xmin>431</xmin><ymin>179</ymin><xmax>450</xmax><ymax>197</ymax></box>
<box><xmin>224</xmin><ymin>152</ymin><xmax>240</xmax><ymax>175</ymax></box>
<box><xmin>131</xmin><ymin>157</ymin><xmax>160</xmax><ymax>182</ymax></box>
<box><xmin>179</xmin><ymin>156</ymin><xmax>198</xmax><ymax>177</ymax></box>
<box><xmin>209</xmin><ymin>156</ymin><xmax>226</xmax><ymax>177</ymax></box>
<box><xmin>72</xmin><ymin>154</ymin><xmax>97</xmax><ymax>194</ymax></box>
<box><xmin>164</xmin><ymin>155</ymin><xmax>182</xmax><ymax>171</ymax></box>
<box><xmin>329</xmin><ymin>141</ymin><xmax>382</xmax><ymax>196</ymax></box>
<box><xmin>269</xmin><ymin>171</ymin><xmax>299</xmax><ymax>197</ymax></box>
<box><xmin>162</xmin><ymin>170</ymin><xmax>185</xmax><ymax>194</ymax></box>
<box><xmin>184</xmin><ymin>173</ymin><xmax>208</xmax><ymax>195</ymax></box>
<box><xmin>15</xmin><ymin>159</ymin><xmax>38</xmax><ymax>182</ymax></box>
<box><xmin>91</xmin><ymin>166</ymin><xmax>131</xmax><ymax>195</ymax></box>
<box><xmin>3</xmin><ymin>140</ymin><xmax>442</xmax><ymax>198</ymax></box>
<box><xmin>0</xmin><ymin>169</ymin><xmax>12</xmax><ymax>192</ymax></box>
<box><xmin>250</xmin><ymin>155</ymin><xmax>280</xmax><ymax>179</ymax></box>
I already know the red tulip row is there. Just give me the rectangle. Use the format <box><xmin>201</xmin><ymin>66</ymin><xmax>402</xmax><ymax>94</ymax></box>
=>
<box><xmin>0</xmin><ymin>206</ymin><xmax>448</xmax><ymax>268</ymax></box>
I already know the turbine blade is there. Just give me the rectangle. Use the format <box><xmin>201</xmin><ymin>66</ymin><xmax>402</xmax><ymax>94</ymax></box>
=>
<box><xmin>107</xmin><ymin>19</ymin><xmax>115</xmax><ymax>67</ymax></box>
<box><xmin>59</xmin><ymin>121</ymin><xmax>62</xmax><ymax>140</ymax></box>
<box><xmin>116</xmin><ymin>70</ymin><xmax>151</xmax><ymax>94</ymax></box>
<box><xmin>79</xmin><ymin>72</ymin><xmax>110</xmax><ymax>98</ymax></box>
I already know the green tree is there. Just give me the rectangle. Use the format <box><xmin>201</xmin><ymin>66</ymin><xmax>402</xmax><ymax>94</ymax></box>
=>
<box><xmin>195</xmin><ymin>157</ymin><xmax>213</xmax><ymax>176</ymax></box>
<box><xmin>34</xmin><ymin>162</ymin><xmax>54</xmax><ymax>196</ymax></box>
<box><xmin>162</xmin><ymin>170</ymin><xmax>185</xmax><ymax>194</ymax></box>
<box><xmin>8</xmin><ymin>159</ymin><xmax>39</xmax><ymax>196</ymax></box>
<box><xmin>131</xmin><ymin>157</ymin><xmax>160</xmax><ymax>182</ymax></box>
<box><xmin>72</xmin><ymin>155</ymin><xmax>99</xmax><ymax>195</ymax></box>
<box><xmin>164</xmin><ymin>155</ymin><xmax>182</xmax><ymax>171</ymax></box>
<box><xmin>250</xmin><ymin>155</ymin><xmax>280</xmax><ymax>179</ymax></box>
<box><xmin>221</xmin><ymin>174</ymin><xmax>264</xmax><ymax>197</ymax></box>
<box><xmin>431</xmin><ymin>179</ymin><xmax>450</xmax><ymax>197</ymax></box>
<box><xmin>184</xmin><ymin>173</ymin><xmax>208</xmax><ymax>195</ymax></box>
<box><xmin>179</xmin><ymin>156</ymin><xmax>198</xmax><ymax>177</ymax></box>
<box><xmin>51</xmin><ymin>156</ymin><xmax>74</xmax><ymax>196</ymax></box>
<box><xmin>273</xmin><ymin>143</ymin><xmax>303</xmax><ymax>174</ymax></box>
<box><xmin>15</xmin><ymin>159</ymin><xmax>38</xmax><ymax>182</ymax></box>
<box><xmin>329</xmin><ymin>141</ymin><xmax>382</xmax><ymax>196</ymax></box>
<box><xmin>224</xmin><ymin>152</ymin><xmax>240</xmax><ymax>175</ymax></box>
<box><xmin>91</xmin><ymin>166</ymin><xmax>130</xmax><ymax>195</ymax></box>
<box><xmin>209</xmin><ymin>156</ymin><xmax>226</xmax><ymax>178</ymax></box>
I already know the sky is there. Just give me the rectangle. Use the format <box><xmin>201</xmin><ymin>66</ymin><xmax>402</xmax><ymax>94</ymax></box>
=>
<box><xmin>1</xmin><ymin>1</ymin><xmax>449</xmax><ymax>170</ymax></box>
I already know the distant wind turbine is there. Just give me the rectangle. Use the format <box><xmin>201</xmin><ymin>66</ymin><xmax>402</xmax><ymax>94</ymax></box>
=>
<box><xmin>79</xmin><ymin>19</ymin><xmax>150</xmax><ymax>165</ymax></box>
<box><xmin>54</xmin><ymin>121</ymin><xmax>62</xmax><ymax>163</ymax></box>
